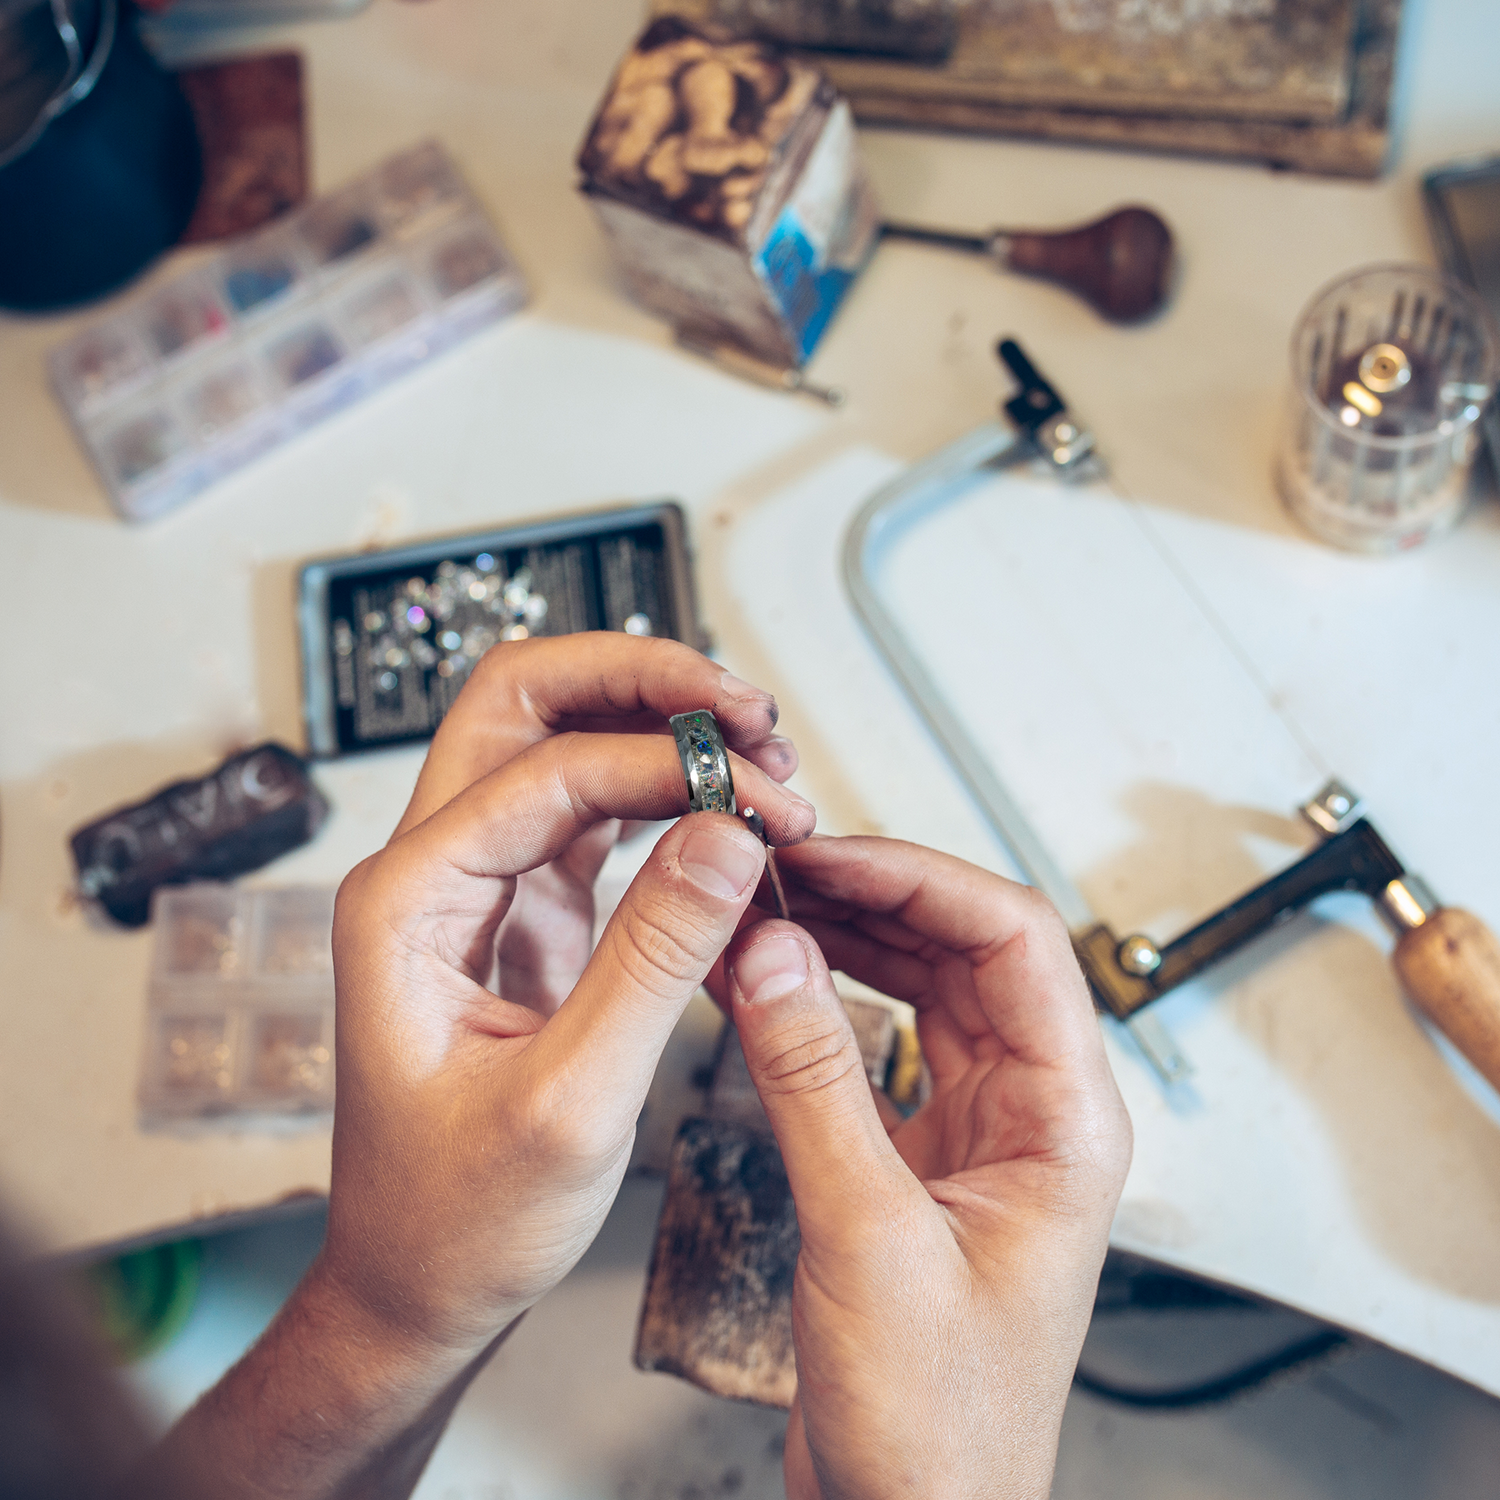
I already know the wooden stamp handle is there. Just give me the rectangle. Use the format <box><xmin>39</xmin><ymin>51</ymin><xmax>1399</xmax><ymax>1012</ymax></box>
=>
<box><xmin>1392</xmin><ymin>907</ymin><xmax>1500</xmax><ymax>1095</ymax></box>
<box><xmin>1000</xmin><ymin>206</ymin><xmax>1174</xmax><ymax>323</ymax></box>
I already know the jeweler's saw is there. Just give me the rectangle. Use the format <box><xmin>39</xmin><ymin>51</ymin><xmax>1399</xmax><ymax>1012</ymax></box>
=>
<box><xmin>842</xmin><ymin>340</ymin><xmax>1500</xmax><ymax>1094</ymax></box>
<box><xmin>633</xmin><ymin>336</ymin><xmax>1500</xmax><ymax>1414</ymax></box>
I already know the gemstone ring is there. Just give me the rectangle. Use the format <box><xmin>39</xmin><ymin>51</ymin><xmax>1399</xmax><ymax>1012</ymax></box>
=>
<box><xmin>670</xmin><ymin>709</ymin><xmax>736</xmax><ymax>816</ymax></box>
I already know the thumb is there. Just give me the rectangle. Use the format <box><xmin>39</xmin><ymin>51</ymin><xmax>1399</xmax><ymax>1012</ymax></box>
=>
<box><xmin>532</xmin><ymin>812</ymin><xmax>766</xmax><ymax>1106</ymax></box>
<box><xmin>726</xmin><ymin>922</ymin><xmax>910</xmax><ymax>1247</ymax></box>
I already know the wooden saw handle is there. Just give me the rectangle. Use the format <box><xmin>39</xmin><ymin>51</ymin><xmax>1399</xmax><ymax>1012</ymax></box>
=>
<box><xmin>1392</xmin><ymin>908</ymin><xmax>1500</xmax><ymax>1095</ymax></box>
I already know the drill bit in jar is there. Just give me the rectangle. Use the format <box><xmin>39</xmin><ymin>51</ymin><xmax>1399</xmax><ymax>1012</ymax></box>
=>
<box><xmin>1277</xmin><ymin>263</ymin><xmax>1499</xmax><ymax>552</ymax></box>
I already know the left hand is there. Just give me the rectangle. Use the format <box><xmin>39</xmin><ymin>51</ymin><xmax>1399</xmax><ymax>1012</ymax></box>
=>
<box><xmin>320</xmin><ymin>635</ymin><xmax>814</xmax><ymax>1357</ymax></box>
<box><xmin>137</xmin><ymin>636</ymin><xmax>816</xmax><ymax>1500</ymax></box>
<box><xmin>393</xmin><ymin>632</ymin><xmax>800</xmax><ymax>1017</ymax></box>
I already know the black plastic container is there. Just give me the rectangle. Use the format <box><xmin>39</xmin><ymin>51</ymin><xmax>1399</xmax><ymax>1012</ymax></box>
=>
<box><xmin>0</xmin><ymin>0</ymin><xmax>202</xmax><ymax>312</ymax></box>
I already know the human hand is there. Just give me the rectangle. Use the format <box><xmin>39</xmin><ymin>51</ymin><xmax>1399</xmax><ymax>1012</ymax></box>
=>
<box><xmin>320</xmin><ymin>635</ymin><xmax>814</xmax><ymax>1361</ymax></box>
<box><xmin>395</xmin><ymin>632</ymin><xmax>798</xmax><ymax>1016</ymax></box>
<box><xmin>139</xmin><ymin>638</ymin><xmax>815</xmax><ymax>1500</ymax></box>
<box><xmin>719</xmin><ymin>836</ymin><xmax>1131</xmax><ymax>1500</ymax></box>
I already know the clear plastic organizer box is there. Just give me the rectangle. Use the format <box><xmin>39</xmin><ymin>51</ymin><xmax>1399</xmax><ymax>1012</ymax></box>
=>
<box><xmin>51</xmin><ymin>141</ymin><xmax>528</xmax><ymax>522</ymax></box>
<box><xmin>141</xmin><ymin>885</ymin><xmax>337</xmax><ymax>1126</ymax></box>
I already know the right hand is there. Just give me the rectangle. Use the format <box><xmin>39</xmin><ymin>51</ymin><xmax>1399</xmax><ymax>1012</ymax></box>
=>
<box><xmin>721</xmin><ymin>835</ymin><xmax>1132</xmax><ymax>1500</ymax></box>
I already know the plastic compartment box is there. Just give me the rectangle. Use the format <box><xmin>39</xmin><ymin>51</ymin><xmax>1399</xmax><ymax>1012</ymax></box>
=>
<box><xmin>51</xmin><ymin>140</ymin><xmax>527</xmax><ymax>522</ymax></box>
<box><xmin>140</xmin><ymin>885</ymin><xmax>336</xmax><ymax>1127</ymax></box>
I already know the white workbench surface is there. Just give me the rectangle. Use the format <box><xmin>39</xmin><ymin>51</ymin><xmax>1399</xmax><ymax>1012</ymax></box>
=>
<box><xmin>2</xmin><ymin>0</ymin><xmax>1498</xmax><ymax>1396</ymax></box>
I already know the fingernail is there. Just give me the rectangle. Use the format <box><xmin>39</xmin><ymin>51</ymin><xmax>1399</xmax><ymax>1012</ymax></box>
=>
<box><xmin>721</xmin><ymin>671</ymin><xmax>779</xmax><ymax>727</ymax></box>
<box><xmin>680</xmin><ymin>823</ymin><xmax>762</xmax><ymax>899</ymax></box>
<box><xmin>733</xmin><ymin>934</ymin><xmax>809</xmax><ymax>1004</ymax></box>
<box><xmin>766</xmin><ymin>736</ymin><xmax>799</xmax><ymax>774</ymax></box>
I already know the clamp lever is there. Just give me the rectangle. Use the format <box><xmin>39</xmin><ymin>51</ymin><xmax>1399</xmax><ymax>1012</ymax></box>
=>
<box><xmin>1073</xmin><ymin>780</ymin><xmax>1500</xmax><ymax>1111</ymax></box>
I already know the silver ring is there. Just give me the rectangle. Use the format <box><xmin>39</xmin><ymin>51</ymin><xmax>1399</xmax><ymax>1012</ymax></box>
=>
<box><xmin>670</xmin><ymin>709</ymin><xmax>736</xmax><ymax>815</ymax></box>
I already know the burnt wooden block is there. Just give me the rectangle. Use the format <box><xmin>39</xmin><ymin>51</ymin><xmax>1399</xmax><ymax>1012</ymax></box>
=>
<box><xmin>577</xmin><ymin>16</ymin><xmax>879</xmax><ymax>368</ymax></box>
<box><xmin>663</xmin><ymin>0</ymin><xmax>1400</xmax><ymax>179</ymax></box>
<box><xmin>635</xmin><ymin>1116</ymin><xmax>799</xmax><ymax>1407</ymax></box>
<box><xmin>635</xmin><ymin>994</ymin><xmax>902</xmax><ymax>1406</ymax></box>
<box><xmin>70</xmin><ymin>743</ymin><xmax>329</xmax><ymax>927</ymax></box>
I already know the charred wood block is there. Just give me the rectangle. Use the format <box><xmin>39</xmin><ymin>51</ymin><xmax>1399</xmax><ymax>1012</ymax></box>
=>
<box><xmin>635</xmin><ymin>996</ymin><xmax>898</xmax><ymax>1406</ymax></box>
<box><xmin>705</xmin><ymin>1025</ymin><xmax>774</xmax><ymax>1133</ymax></box>
<box><xmin>577</xmin><ymin>16</ymin><xmax>879</xmax><ymax>367</ymax></box>
<box><xmin>635</xmin><ymin>1117</ymin><xmax>799</xmax><ymax>1407</ymax></box>
<box><xmin>70</xmin><ymin>743</ymin><xmax>329</xmax><ymax>927</ymax></box>
<box><xmin>578</xmin><ymin>15</ymin><xmax>825</xmax><ymax>243</ymax></box>
<box><xmin>844</xmin><ymin>994</ymin><xmax>897</xmax><ymax>1082</ymax></box>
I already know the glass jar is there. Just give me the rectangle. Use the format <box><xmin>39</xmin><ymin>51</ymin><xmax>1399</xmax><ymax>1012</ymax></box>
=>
<box><xmin>1276</xmin><ymin>263</ymin><xmax>1499</xmax><ymax>552</ymax></box>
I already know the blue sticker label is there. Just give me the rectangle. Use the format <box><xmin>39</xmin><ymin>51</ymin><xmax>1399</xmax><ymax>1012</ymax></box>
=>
<box><xmin>756</xmin><ymin>207</ymin><xmax>857</xmax><ymax>364</ymax></box>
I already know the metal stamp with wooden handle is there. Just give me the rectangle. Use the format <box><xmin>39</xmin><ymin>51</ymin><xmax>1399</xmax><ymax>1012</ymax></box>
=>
<box><xmin>844</xmin><ymin>338</ymin><xmax>1500</xmax><ymax>1096</ymax></box>
<box><xmin>881</xmin><ymin>205</ymin><xmax>1176</xmax><ymax>323</ymax></box>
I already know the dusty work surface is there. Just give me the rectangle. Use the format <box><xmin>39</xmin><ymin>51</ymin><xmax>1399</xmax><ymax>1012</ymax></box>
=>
<box><xmin>0</xmin><ymin>0</ymin><xmax>1497</xmax><ymax>1403</ymax></box>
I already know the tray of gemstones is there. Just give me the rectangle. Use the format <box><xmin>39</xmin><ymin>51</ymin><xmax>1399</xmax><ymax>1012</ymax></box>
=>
<box><xmin>297</xmin><ymin>502</ymin><xmax>708</xmax><ymax>756</ymax></box>
<box><xmin>49</xmin><ymin>139</ymin><xmax>526</xmax><ymax>522</ymax></box>
<box><xmin>140</xmin><ymin>884</ymin><xmax>336</xmax><ymax>1127</ymax></box>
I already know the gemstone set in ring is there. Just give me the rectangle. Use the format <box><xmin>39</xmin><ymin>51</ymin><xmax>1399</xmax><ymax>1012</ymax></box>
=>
<box><xmin>670</xmin><ymin>710</ymin><xmax>736</xmax><ymax>816</ymax></box>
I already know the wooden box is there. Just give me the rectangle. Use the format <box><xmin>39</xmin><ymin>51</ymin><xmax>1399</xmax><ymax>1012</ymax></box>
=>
<box><xmin>577</xmin><ymin>17</ymin><xmax>880</xmax><ymax>368</ymax></box>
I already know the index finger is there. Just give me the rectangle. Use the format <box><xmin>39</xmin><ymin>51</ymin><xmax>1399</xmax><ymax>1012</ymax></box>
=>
<box><xmin>774</xmin><ymin>835</ymin><xmax>1099</xmax><ymax>1069</ymax></box>
<box><xmin>398</xmin><ymin>634</ymin><xmax>786</xmax><ymax>835</ymax></box>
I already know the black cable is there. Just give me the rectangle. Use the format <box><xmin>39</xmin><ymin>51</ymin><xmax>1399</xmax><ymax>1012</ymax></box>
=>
<box><xmin>1092</xmin><ymin>1268</ymin><xmax>1258</xmax><ymax>1315</ymax></box>
<box><xmin>1073</xmin><ymin>1327</ymin><xmax>1351</xmax><ymax>1411</ymax></box>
